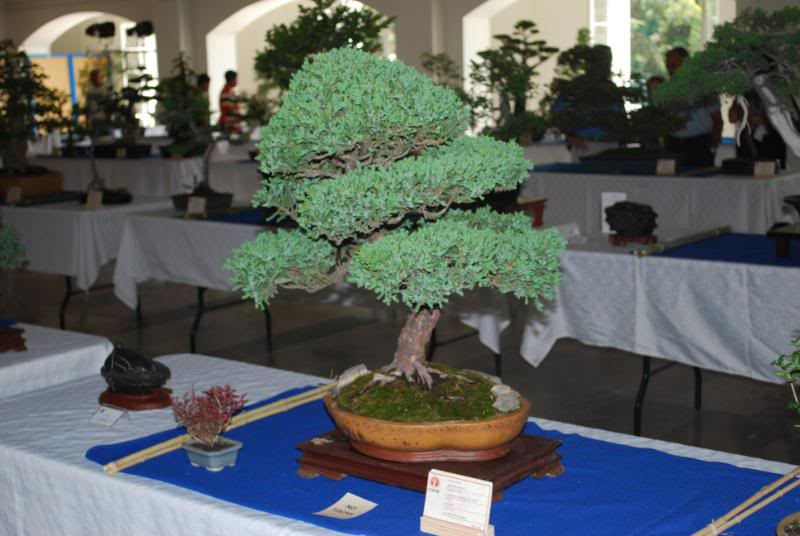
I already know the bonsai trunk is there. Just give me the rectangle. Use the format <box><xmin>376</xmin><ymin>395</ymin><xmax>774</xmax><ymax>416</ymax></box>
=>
<box><xmin>391</xmin><ymin>308</ymin><xmax>441</xmax><ymax>388</ymax></box>
<box><xmin>1</xmin><ymin>138</ymin><xmax>29</xmax><ymax>175</ymax></box>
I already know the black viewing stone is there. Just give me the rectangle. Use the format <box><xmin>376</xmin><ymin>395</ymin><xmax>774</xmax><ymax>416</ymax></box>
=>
<box><xmin>100</xmin><ymin>346</ymin><xmax>171</xmax><ymax>394</ymax></box>
<box><xmin>605</xmin><ymin>201</ymin><xmax>658</xmax><ymax>237</ymax></box>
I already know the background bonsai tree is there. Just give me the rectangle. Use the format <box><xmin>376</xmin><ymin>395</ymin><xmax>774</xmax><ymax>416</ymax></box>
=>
<box><xmin>469</xmin><ymin>20</ymin><xmax>558</xmax><ymax>143</ymax></box>
<box><xmin>156</xmin><ymin>54</ymin><xmax>212</xmax><ymax>158</ymax></box>
<box><xmin>254</xmin><ymin>0</ymin><xmax>394</xmax><ymax>97</ymax></box>
<box><xmin>773</xmin><ymin>338</ymin><xmax>800</xmax><ymax>420</ymax></box>
<box><xmin>0</xmin><ymin>40</ymin><xmax>67</xmax><ymax>175</ymax></box>
<box><xmin>0</xmin><ymin>224</ymin><xmax>25</xmax><ymax>271</ymax></box>
<box><xmin>226</xmin><ymin>48</ymin><xmax>565</xmax><ymax>387</ymax></box>
<box><xmin>654</xmin><ymin>7</ymin><xmax>800</xmax><ymax>157</ymax></box>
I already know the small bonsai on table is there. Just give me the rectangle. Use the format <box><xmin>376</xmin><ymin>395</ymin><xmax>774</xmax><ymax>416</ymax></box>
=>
<box><xmin>226</xmin><ymin>48</ymin><xmax>564</xmax><ymax>459</ymax></box>
<box><xmin>0</xmin><ymin>40</ymin><xmax>68</xmax><ymax>197</ymax></box>
<box><xmin>172</xmin><ymin>385</ymin><xmax>247</xmax><ymax>472</ymax></box>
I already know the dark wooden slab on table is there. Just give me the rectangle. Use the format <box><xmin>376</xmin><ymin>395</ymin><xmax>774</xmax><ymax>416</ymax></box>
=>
<box><xmin>0</xmin><ymin>327</ymin><xmax>27</xmax><ymax>352</ymax></box>
<box><xmin>297</xmin><ymin>431</ymin><xmax>563</xmax><ymax>502</ymax></box>
<box><xmin>768</xmin><ymin>223</ymin><xmax>800</xmax><ymax>258</ymax></box>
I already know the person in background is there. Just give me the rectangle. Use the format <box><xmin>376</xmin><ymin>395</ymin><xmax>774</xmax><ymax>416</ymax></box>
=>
<box><xmin>729</xmin><ymin>89</ymin><xmax>787</xmax><ymax>168</ymax></box>
<box><xmin>197</xmin><ymin>73</ymin><xmax>210</xmax><ymax>95</ymax></box>
<box><xmin>84</xmin><ymin>69</ymin><xmax>112</xmax><ymax>130</ymax></box>
<box><xmin>218</xmin><ymin>70</ymin><xmax>241</xmax><ymax>134</ymax></box>
<box><xmin>664</xmin><ymin>47</ymin><xmax>723</xmax><ymax>167</ymax></box>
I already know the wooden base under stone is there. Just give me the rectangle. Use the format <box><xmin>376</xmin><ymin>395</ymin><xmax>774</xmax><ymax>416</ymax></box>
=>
<box><xmin>297</xmin><ymin>431</ymin><xmax>563</xmax><ymax>502</ymax></box>
<box><xmin>609</xmin><ymin>234</ymin><xmax>657</xmax><ymax>246</ymax></box>
<box><xmin>99</xmin><ymin>387</ymin><xmax>172</xmax><ymax>411</ymax></box>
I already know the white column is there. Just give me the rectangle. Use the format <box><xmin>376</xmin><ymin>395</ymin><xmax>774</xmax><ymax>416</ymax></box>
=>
<box><xmin>606</xmin><ymin>0</ymin><xmax>630</xmax><ymax>78</ymax></box>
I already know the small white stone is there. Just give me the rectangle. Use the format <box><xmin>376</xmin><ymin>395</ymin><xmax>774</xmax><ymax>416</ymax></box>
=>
<box><xmin>310</xmin><ymin>436</ymin><xmax>334</xmax><ymax>445</ymax></box>
<box><xmin>336</xmin><ymin>364</ymin><xmax>370</xmax><ymax>390</ymax></box>
<box><xmin>491</xmin><ymin>384</ymin><xmax>521</xmax><ymax>412</ymax></box>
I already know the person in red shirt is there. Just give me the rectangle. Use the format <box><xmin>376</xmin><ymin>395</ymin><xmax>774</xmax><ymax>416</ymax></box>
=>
<box><xmin>218</xmin><ymin>70</ymin><xmax>241</xmax><ymax>134</ymax></box>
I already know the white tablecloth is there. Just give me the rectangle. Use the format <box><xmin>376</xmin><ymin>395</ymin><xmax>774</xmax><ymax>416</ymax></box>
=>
<box><xmin>520</xmin><ymin>246</ymin><xmax>800</xmax><ymax>383</ymax></box>
<box><xmin>0</xmin><ymin>323</ymin><xmax>112</xmax><ymax>399</ymax></box>
<box><xmin>0</xmin><ymin>353</ymin><xmax>791</xmax><ymax>536</ymax></box>
<box><xmin>1</xmin><ymin>197</ymin><xmax>172</xmax><ymax>290</ymax></box>
<box><xmin>209</xmin><ymin>160</ymin><xmax>262</xmax><ymax>203</ymax></box>
<box><xmin>33</xmin><ymin>157</ymin><xmax>203</xmax><ymax>197</ymax></box>
<box><xmin>112</xmin><ymin>213</ymin><xmax>510</xmax><ymax>354</ymax></box>
<box><xmin>523</xmin><ymin>170</ymin><xmax>800</xmax><ymax>239</ymax></box>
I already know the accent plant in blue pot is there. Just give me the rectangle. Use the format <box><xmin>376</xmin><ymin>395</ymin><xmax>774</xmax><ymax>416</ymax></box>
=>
<box><xmin>172</xmin><ymin>385</ymin><xmax>247</xmax><ymax>472</ymax></box>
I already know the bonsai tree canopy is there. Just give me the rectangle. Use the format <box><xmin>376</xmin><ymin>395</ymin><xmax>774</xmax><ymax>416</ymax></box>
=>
<box><xmin>226</xmin><ymin>48</ymin><xmax>565</xmax><ymax>387</ymax></box>
<box><xmin>0</xmin><ymin>40</ymin><xmax>68</xmax><ymax>175</ymax></box>
<box><xmin>254</xmin><ymin>0</ymin><xmax>394</xmax><ymax>95</ymax></box>
<box><xmin>156</xmin><ymin>54</ymin><xmax>212</xmax><ymax>158</ymax></box>
<box><xmin>654</xmin><ymin>7</ymin><xmax>800</xmax><ymax>157</ymax></box>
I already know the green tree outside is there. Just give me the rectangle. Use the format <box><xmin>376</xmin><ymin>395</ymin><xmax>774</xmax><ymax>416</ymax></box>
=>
<box><xmin>631</xmin><ymin>0</ymin><xmax>702</xmax><ymax>77</ymax></box>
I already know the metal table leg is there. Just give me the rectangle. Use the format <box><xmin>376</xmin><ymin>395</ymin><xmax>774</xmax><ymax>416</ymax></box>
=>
<box><xmin>59</xmin><ymin>276</ymin><xmax>72</xmax><ymax>330</ymax></box>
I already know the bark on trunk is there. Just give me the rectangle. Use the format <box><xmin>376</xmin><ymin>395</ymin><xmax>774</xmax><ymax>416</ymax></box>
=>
<box><xmin>391</xmin><ymin>308</ymin><xmax>441</xmax><ymax>388</ymax></box>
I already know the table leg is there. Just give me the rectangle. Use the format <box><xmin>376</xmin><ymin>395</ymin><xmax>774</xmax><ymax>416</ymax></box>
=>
<box><xmin>776</xmin><ymin>237</ymin><xmax>790</xmax><ymax>259</ymax></box>
<box><xmin>634</xmin><ymin>356</ymin><xmax>651</xmax><ymax>436</ymax></box>
<box><xmin>59</xmin><ymin>276</ymin><xmax>72</xmax><ymax>330</ymax></box>
<box><xmin>693</xmin><ymin>367</ymin><xmax>703</xmax><ymax>410</ymax></box>
<box><xmin>494</xmin><ymin>352</ymin><xmax>502</xmax><ymax>378</ymax></box>
<box><xmin>135</xmin><ymin>297</ymin><xmax>143</xmax><ymax>330</ymax></box>
<box><xmin>264</xmin><ymin>308</ymin><xmax>273</xmax><ymax>366</ymax></box>
<box><xmin>190</xmin><ymin>288</ymin><xmax>207</xmax><ymax>353</ymax></box>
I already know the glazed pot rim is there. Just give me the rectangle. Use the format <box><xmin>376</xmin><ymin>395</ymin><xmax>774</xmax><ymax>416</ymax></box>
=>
<box><xmin>325</xmin><ymin>394</ymin><xmax>530</xmax><ymax>427</ymax></box>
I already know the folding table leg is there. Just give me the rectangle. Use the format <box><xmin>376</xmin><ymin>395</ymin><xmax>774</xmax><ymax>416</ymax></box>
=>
<box><xmin>494</xmin><ymin>352</ymin><xmax>502</xmax><ymax>378</ymax></box>
<box><xmin>264</xmin><ymin>308</ymin><xmax>273</xmax><ymax>366</ymax></box>
<box><xmin>693</xmin><ymin>367</ymin><xmax>702</xmax><ymax>410</ymax></box>
<box><xmin>59</xmin><ymin>276</ymin><xmax>72</xmax><ymax>330</ymax></box>
<box><xmin>190</xmin><ymin>288</ymin><xmax>207</xmax><ymax>353</ymax></box>
<box><xmin>135</xmin><ymin>298</ymin><xmax>143</xmax><ymax>330</ymax></box>
<box><xmin>634</xmin><ymin>356</ymin><xmax>652</xmax><ymax>436</ymax></box>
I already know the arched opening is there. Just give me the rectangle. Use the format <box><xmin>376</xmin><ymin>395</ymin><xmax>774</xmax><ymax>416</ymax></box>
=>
<box><xmin>20</xmin><ymin>13</ymin><xmax>160</xmax><ymax>126</ymax></box>
<box><xmin>205</xmin><ymin>0</ymin><xmax>395</xmax><ymax>119</ymax></box>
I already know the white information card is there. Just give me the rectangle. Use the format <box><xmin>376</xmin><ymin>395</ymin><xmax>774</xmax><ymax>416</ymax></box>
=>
<box><xmin>600</xmin><ymin>191</ymin><xmax>627</xmax><ymax>234</ymax></box>
<box><xmin>420</xmin><ymin>469</ymin><xmax>494</xmax><ymax>535</ymax></box>
<box><xmin>314</xmin><ymin>492</ymin><xmax>377</xmax><ymax>520</ymax></box>
<box><xmin>89</xmin><ymin>405</ymin><xmax>128</xmax><ymax>427</ymax></box>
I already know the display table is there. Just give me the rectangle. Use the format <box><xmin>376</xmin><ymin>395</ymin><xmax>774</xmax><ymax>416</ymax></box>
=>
<box><xmin>521</xmin><ymin>233</ymin><xmax>800</xmax><ymax>383</ymax></box>
<box><xmin>0</xmin><ymin>323</ymin><xmax>112</xmax><ymax>399</ymax></box>
<box><xmin>112</xmin><ymin>211</ymin><xmax>510</xmax><ymax>358</ymax></box>
<box><xmin>1</xmin><ymin>354</ymin><xmax>797</xmax><ymax>536</ymax></box>
<box><xmin>32</xmin><ymin>156</ymin><xmax>203</xmax><ymax>198</ymax></box>
<box><xmin>1</xmin><ymin>197</ymin><xmax>172</xmax><ymax>291</ymax></box>
<box><xmin>208</xmin><ymin>160</ymin><xmax>262</xmax><ymax>203</ymax></box>
<box><xmin>522</xmin><ymin>167</ymin><xmax>800</xmax><ymax>238</ymax></box>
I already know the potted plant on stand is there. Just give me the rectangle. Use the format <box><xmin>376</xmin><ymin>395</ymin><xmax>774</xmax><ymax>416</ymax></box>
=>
<box><xmin>172</xmin><ymin>385</ymin><xmax>247</xmax><ymax>472</ymax></box>
<box><xmin>226</xmin><ymin>48</ymin><xmax>565</xmax><ymax>463</ymax></box>
<box><xmin>0</xmin><ymin>40</ymin><xmax>68</xmax><ymax>199</ymax></box>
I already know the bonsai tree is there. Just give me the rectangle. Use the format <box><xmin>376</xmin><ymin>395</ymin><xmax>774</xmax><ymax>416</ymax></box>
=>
<box><xmin>156</xmin><ymin>54</ymin><xmax>212</xmax><ymax>158</ymax></box>
<box><xmin>654</xmin><ymin>7</ymin><xmax>800</xmax><ymax>157</ymax></box>
<box><xmin>226</xmin><ymin>48</ymin><xmax>565</xmax><ymax>388</ymax></box>
<box><xmin>254</xmin><ymin>0</ymin><xmax>394</xmax><ymax>96</ymax></box>
<box><xmin>773</xmin><ymin>338</ymin><xmax>800</xmax><ymax>419</ymax></box>
<box><xmin>0</xmin><ymin>40</ymin><xmax>67</xmax><ymax>175</ymax></box>
<box><xmin>469</xmin><ymin>20</ymin><xmax>558</xmax><ymax>143</ymax></box>
<box><xmin>172</xmin><ymin>385</ymin><xmax>247</xmax><ymax>448</ymax></box>
<box><xmin>0</xmin><ymin>224</ymin><xmax>25</xmax><ymax>271</ymax></box>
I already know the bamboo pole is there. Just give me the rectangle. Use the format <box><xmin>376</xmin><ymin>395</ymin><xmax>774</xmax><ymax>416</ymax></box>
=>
<box><xmin>103</xmin><ymin>383</ymin><xmax>335</xmax><ymax>475</ymax></box>
<box><xmin>692</xmin><ymin>466</ymin><xmax>800</xmax><ymax>536</ymax></box>
<box><xmin>633</xmin><ymin>226</ymin><xmax>732</xmax><ymax>257</ymax></box>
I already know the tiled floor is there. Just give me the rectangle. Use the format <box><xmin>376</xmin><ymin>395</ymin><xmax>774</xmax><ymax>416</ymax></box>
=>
<box><xmin>7</xmin><ymin>265</ymin><xmax>800</xmax><ymax>465</ymax></box>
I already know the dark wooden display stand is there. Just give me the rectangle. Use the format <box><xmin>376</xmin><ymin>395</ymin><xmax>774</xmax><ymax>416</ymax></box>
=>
<box><xmin>609</xmin><ymin>234</ymin><xmax>657</xmax><ymax>247</ymax></box>
<box><xmin>0</xmin><ymin>327</ymin><xmax>27</xmax><ymax>352</ymax></box>
<box><xmin>99</xmin><ymin>387</ymin><xmax>172</xmax><ymax>410</ymax></box>
<box><xmin>297</xmin><ymin>431</ymin><xmax>563</xmax><ymax>502</ymax></box>
<box><xmin>767</xmin><ymin>223</ymin><xmax>800</xmax><ymax>258</ymax></box>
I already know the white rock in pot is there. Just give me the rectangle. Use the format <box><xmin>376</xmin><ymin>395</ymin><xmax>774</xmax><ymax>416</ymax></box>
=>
<box><xmin>491</xmin><ymin>384</ymin><xmax>521</xmax><ymax>412</ymax></box>
<box><xmin>336</xmin><ymin>364</ymin><xmax>370</xmax><ymax>390</ymax></box>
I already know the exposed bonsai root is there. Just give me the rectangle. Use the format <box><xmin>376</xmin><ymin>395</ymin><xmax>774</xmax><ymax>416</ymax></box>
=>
<box><xmin>391</xmin><ymin>308</ymin><xmax>441</xmax><ymax>388</ymax></box>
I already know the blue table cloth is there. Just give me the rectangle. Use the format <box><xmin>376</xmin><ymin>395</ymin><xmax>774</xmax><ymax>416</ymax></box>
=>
<box><xmin>654</xmin><ymin>232</ymin><xmax>800</xmax><ymax>268</ymax></box>
<box><xmin>87</xmin><ymin>388</ymin><xmax>800</xmax><ymax>535</ymax></box>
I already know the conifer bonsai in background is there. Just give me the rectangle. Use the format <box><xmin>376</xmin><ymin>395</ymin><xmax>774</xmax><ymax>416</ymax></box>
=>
<box><xmin>226</xmin><ymin>48</ymin><xmax>564</xmax><ymax>402</ymax></box>
<box><xmin>0</xmin><ymin>40</ymin><xmax>67</xmax><ymax>176</ymax></box>
<box><xmin>254</xmin><ymin>0</ymin><xmax>394</xmax><ymax>97</ymax></box>
<box><xmin>655</xmin><ymin>7</ymin><xmax>800</xmax><ymax>157</ymax></box>
<box><xmin>156</xmin><ymin>54</ymin><xmax>212</xmax><ymax>158</ymax></box>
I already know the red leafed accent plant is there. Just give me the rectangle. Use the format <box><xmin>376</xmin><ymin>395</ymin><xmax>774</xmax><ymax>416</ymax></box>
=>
<box><xmin>171</xmin><ymin>385</ymin><xmax>247</xmax><ymax>447</ymax></box>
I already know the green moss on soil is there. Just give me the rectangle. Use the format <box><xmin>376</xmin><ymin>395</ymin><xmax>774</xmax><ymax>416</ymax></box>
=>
<box><xmin>334</xmin><ymin>364</ymin><xmax>498</xmax><ymax>423</ymax></box>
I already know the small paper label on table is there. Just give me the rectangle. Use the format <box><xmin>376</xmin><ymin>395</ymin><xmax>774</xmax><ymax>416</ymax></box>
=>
<box><xmin>421</xmin><ymin>469</ymin><xmax>493</xmax><ymax>534</ymax></box>
<box><xmin>115</xmin><ymin>147</ymin><xmax>127</xmax><ymax>159</ymax></box>
<box><xmin>89</xmin><ymin>405</ymin><xmax>127</xmax><ymax>427</ymax></box>
<box><xmin>85</xmin><ymin>190</ymin><xmax>103</xmax><ymax>209</ymax></box>
<box><xmin>5</xmin><ymin>186</ymin><xmax>22</xmax><ymax>205</ymax></box>
<box><xmin>601</xmin><ymin>192</ymin><xmax>627</xmax><ymax>234</ymax></box>
<box><xmin>754</xmin><ymin>160</ymin><xmax>776</xmax><ymax>179</ymax></box>
<box><xmin>186</xmin><ymin>196</ymin><xmax>207</xmax><ymax>217</ymax></box>
<box><xmin>314</xmin><ymin>492</ymin><xmax>377</xmax><ymax>519</ymax></box>
<box><xmin>656</xmin><ymin>159</ymin><xmax>676</xmax><ymax>176</ymax></box>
